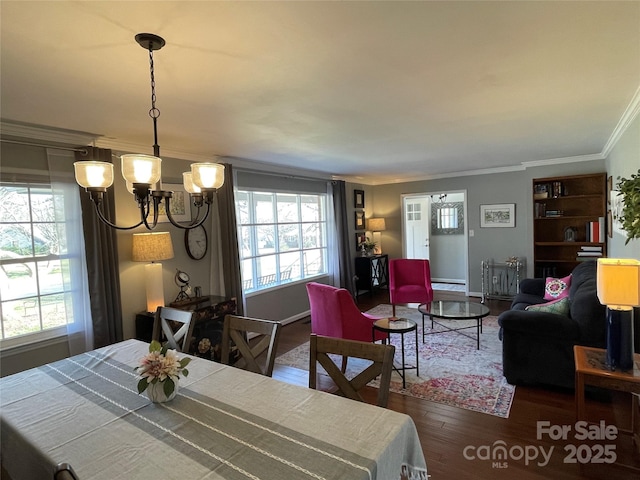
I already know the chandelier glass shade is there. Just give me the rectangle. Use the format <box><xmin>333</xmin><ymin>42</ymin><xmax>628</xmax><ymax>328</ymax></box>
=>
<box><xmin>73</xmin><ymin>33</ymin><xmax>224</xmax><ymax>231</ymax></box>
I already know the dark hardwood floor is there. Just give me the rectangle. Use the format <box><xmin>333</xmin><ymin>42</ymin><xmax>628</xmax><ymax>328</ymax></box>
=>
<box><xmin>272</xmin><ymin>288</ymin><xmax>640</xmax><ymax>479</ymax></box>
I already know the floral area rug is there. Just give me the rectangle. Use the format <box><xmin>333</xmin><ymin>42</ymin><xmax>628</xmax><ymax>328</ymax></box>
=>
<box><xmin>275</xmin><ymin>304</ymin><xmax>514</xmax><ymax>418</ymax></box>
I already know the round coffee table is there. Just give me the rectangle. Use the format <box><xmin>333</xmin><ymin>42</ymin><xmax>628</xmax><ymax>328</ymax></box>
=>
<box><xmin>372</xmin><ymin>317</ymin><xmax>418</xmax><ymax>389</ymax></box>
<box><xmin>418</xmin><ymin>301</ymin><xmax>490</xmax><ymax>349</ymax></box>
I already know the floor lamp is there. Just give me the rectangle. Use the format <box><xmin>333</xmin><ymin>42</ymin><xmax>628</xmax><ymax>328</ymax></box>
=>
<box><xmin>132</xmin><ymin>232</ymin><xmax>175</xmax><ymax>313</ymax></box>
<box><xmin>596</xmin><ymin>258</ymin><xmax>640</xmax><ymax>370</ymax></box>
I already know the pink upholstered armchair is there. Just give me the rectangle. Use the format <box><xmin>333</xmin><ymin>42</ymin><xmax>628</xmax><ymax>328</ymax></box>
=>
<box><xmin>305</xmin><ymin>282</ymin><xmax>388</xmax><ymax>344</ymax></box>
<box><xmin>389</xmin><ymin>259</ymin><xmax>434</xmax><ymax>316</ymax></box>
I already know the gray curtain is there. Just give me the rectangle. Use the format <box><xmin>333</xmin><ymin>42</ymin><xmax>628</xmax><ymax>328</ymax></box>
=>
<box><xmin>331</xmin><ymin>180</ymin><xmax>355</xmax><ymax>294</ymax></box>
<box><xmin>75</xmin><ymin>147</ymin><xmax>124</xmax><ymax>347</ymax></box>
<box><xmin>217</xmin><ymin>163</ymin><xmax>244</xmax><ymax>315</ymax></box>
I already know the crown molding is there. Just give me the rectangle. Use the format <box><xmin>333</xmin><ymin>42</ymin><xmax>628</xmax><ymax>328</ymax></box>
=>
<box><xmin>601</xmin><ymin>84</ymin><xmax>640</xmax><ymax>158</ymax></box>
<box><xmin>521</xmin><ymin>153</ymin><xmax>605</xmax><ymax>168</ymax></box>
<box><xmin>0</xmin><ymin>120</ymin><xmax>98</xmax><ymax>145</ymax></box>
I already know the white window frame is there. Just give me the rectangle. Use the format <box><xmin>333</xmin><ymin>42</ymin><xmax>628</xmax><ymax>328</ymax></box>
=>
<box><xmin>236</xmin><ymin>190</ymin><xmax>329</xmax><ymax>293</ymax></box>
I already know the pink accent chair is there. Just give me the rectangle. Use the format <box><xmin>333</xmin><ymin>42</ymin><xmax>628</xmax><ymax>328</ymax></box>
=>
<box><xmin>389</xmin><ymin>259</ymin><xmax>434</xmax><ymax>316</ymax></box>
<box><xmin>305</xmin><ymin>282</ymin><xmax>388</xmax><ymax>346</ymax></box>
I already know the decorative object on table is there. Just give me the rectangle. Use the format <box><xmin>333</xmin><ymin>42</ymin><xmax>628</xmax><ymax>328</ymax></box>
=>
<box><xmin>354</xmin><ymin>210</ymin><xmax>365</xmax><ymax>230</ymax></box>
<box><xmin>367</xmin><ymin>217</ymin><xmax>386</xmax><ymax>254</ymax></box>
<box><xmin>614</xmin><ymin>169</ymin><xmax>640</xmax><ymax>244</ymax></box>
<box><xmin>354</xmin><ymin>189</ymin><xmax>365</xmax><ymax>208</ymax></box>
<box><xmin>277</xmin><ymin>304</ymin><xmax>515</xmax><ymax>418</ymax></box>
<box><xmin>135</xmin><ymin>340</ymin><xmax>191</xmax><ymax>403</ymax></box>
<box><xmin>174</xmin><ymin>269</ymin><xmax>191</xmax><ymax>302</ymax></box>
<box><xmin>596</xmin><ymin>258</ymin><xmax>640</xmax><ymax>371</ymax></box>
<box><xmin>358</xmin><ymin>236</ymin><xmax>377</xmax><ymax>256</ymax></box>
<box><xmin>504</xmin><ymin>256</ymin><xmax>519</xmax><ymax>267</ymax></box>
<box><xmin>73</xmin><ymin>33</ymin><xmax>224</xmax><ymax>232</ymax></box>
<box><xmin>132</xmin><ymin>232</ymin><xmax>175</xmax><ymax>313</ymax></box>
<box><xmin>479</xmin><ymin>203</ymin><xmax>515</xmax><ymax>228</ymax></box>
<box><xmin>184</xmin><ymin>224</ymin><xmax>208</xmax><ymax>260</ymax></box>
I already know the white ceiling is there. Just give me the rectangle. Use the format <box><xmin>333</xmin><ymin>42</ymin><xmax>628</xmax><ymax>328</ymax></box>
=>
<box><xmin>1</xmin><ymin>1</ymin><xmax>639</xmax><ymax>184</ymax></box>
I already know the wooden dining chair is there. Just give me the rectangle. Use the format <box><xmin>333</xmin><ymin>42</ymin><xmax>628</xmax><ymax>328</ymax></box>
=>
<box><xmin>152</xmin><ymin>306</ymin><xmax>196</xmax><ymax>353</ymax></box>
<box><xmin>221</xmin><ymin>315</ymin><xmax>282</xmax><ymax>377</ymax></box>
<box><xmin>54</xmin><ymin>463</ymin><xmax>78</xmax><ymax>480</ymax></box>
<box><xmin>309</xmin><ymin>334</ymin><xmax>396</xmax><ymax>408</ymax></box>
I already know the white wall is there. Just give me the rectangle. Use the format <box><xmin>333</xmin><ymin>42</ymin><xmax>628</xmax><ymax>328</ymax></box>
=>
<box><xmin>605</xmin><ymin>113</ymin><xmax>640</xmax><ymax>259</ymax></box>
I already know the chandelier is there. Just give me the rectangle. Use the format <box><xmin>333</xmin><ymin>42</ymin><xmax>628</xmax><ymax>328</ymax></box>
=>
<box><xmin>73</xmin><ymin>33</ymin><xmax>224</xmax><ymax>230</ymax></box>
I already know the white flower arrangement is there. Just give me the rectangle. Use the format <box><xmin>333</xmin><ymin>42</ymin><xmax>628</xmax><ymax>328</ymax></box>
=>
<box><xmin>135</xmin><ymin>340</ymin><xmax>191</xmax><ymax>398</ymax></box>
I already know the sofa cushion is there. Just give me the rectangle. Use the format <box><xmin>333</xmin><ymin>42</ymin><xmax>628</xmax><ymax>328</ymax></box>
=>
<box><xmin>525</xmin><ymin>297</ymin><xmax>570</xmax><ymax>316</ymax></box>
<box><xmin>544</xmin><ymin>274</ymin><xmax>572</xmax><ymax>300</ymax></box>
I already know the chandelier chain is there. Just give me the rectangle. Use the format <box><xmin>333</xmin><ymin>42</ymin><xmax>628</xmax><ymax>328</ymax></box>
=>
<box><xmin>148</xmin><ymin>48</ymin><xmax>160</xmax><ymax>120</ymax></box>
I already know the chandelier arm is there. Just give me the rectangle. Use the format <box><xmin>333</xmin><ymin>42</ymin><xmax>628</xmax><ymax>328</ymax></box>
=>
<box><xmin>93</xmin><ymin>200</ymin><xmax>143</xmax><ymax>231</ymax></box>
<box><xmin>141</xmin><ymin>196</ymin><xmax>161</xmax><ymax>230</ymax></box>
<box><xmin>166</xmin><ymin>202</ymin><xmax>211</xmax><ymax>230</ymax></box>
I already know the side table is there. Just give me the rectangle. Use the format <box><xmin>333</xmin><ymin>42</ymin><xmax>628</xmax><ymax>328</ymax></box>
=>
<box><xmin>355</xmin><ymin>254</ymin><xmax>389</xmax><ymax>297</ymax></box>
<box><xmin>372</xmin><ymin>318</ymin><xmax>418</xmax><ymax>389</ymax></box>
<box><xmin>574</xmin><ymin>345</ymin><xmax>640</xmax><ymax>464</ymax></box>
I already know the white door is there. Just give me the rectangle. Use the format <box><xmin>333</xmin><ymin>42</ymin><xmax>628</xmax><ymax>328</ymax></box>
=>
<box><xmin>402</xmin><ymin>195</ymin><xmax>430</xmax><ymax>259</ymax></box>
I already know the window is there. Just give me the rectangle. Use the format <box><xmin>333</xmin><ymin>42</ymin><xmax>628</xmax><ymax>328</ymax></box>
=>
<box><xmin>0</xmin><ymin>183</ymin><xmax>72</xmax><ymax>344</ymax></box>
<box><xmin>236</xmin><ymin>190</ymin><xmax>328</xmax><ymax>292</ymax></box>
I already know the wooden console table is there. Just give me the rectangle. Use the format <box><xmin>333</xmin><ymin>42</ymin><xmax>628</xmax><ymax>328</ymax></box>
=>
<box><xmin>355</xmin><ymin>254</ymin><xmax>389</xmax><ymax>297</ymax></box>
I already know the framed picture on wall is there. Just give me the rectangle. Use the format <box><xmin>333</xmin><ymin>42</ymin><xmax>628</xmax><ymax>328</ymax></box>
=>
<box><xmin>354</xmin><ymin>189</ymin><xmax>365</xmax><ymax>209</ymax></box>
<box><xmin>355</xmin><ymin>232</ymin><xmax>366</xmax><ymax>250</ymax></box>
<box><xmin>355</xmin><ymin>211</ymin><xmax>365</xmax><ymax>230</ymax></box>
<box><xmin>480</xmin><ymin>203</ymin><xmax>515</xmax><ymax>228</ymax></box>
<box><xmin>157</xmin><ymin>183</ymin><xmax>191</xmax><ymax>223</ymax></box>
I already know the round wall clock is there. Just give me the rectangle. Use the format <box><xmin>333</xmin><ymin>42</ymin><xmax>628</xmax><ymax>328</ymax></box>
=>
<box><xmin>184</xmin><ymin>225</ymin><xmax>208</xmax><ymax>260</ymax></box>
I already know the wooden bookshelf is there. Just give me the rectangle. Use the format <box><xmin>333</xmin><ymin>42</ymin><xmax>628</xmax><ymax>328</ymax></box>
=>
<box><xmin>533</xmin><ymin>173</ymin><xmax>607</xmax><ymax>277</ymax></box>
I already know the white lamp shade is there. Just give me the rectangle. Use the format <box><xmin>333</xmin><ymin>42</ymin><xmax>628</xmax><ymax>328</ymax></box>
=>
<box><xmin>192</xmin><ymin>162</ymin><xmax>225</xmax><ymax>189</ymax></box>
<box><xmin>121</xmin><ymin>154</ymin><xmax>162</xmax><ymax>185</ymax></box>
<box><xmin>367</xmin><ymin>218</ymin><xmax>386</xmax><ymax>232</ymax></box>
<box><xmin>182</xmin><ymin>172</ymin><xmax>202</xmax><ymax>194</ymax></box>
<box><xmin>74</xmin><ymin>161</ymin><xmax>114</xmax><ymax>189</ymax></box>
<box><xmin>132</xmin><ymin>232</ymin><xmax>174</xmax><ymax>262</ymax></box>
<box><xmin>596</xmin><ymin>258</ymin><xmax>640</xmax><ymax>307</ymax></box>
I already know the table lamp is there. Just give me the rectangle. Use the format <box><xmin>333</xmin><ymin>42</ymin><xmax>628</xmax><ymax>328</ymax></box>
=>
<box><xmin>132</xmin><ymin>232</ymin><xmax>175</xmax><ymax>313</ymax></box>
<box><xmin>367</xmin><ymin>217</ymin><xmax>386</xmax><ymax>255</ymax></box>
<box><xmin>596</xmin><ymin>258</ymin><xmax>640</xmax><ymax>370</ymax></box>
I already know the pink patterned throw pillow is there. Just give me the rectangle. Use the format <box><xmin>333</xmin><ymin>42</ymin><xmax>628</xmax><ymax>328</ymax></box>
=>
<box><xmin>544</xmin><ymin>274</ymin><xmax>571</xmax><ymax>301</ymax></box>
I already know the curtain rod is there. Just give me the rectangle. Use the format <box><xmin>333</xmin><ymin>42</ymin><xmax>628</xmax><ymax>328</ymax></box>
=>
<box><xmin>1</xmin><ymin>138</ymin><xmax>88</xmax><ymax>155</ymax></box>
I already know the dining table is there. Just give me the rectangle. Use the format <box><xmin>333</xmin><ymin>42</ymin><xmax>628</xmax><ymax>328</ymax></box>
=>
<box><xmin>0</xmin><ymin>339</ymin><xmax>428</xmax><ymax>480</ymax></box>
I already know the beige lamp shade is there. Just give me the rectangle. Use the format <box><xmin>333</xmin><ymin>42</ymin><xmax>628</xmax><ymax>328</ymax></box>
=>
<box><xmin>367</xmin><ymin>218</ymin><xmax>386</xmax><ymax>232</ymax></box>
<box><xmin>596</xmin><ymin>258</ymin><xmax>640</xmax><ymax>307</ymax></box>
<box><xmin>132</xmin><ymin>232</ymin><xmax>174</xmax><ymax>262</ymax></box>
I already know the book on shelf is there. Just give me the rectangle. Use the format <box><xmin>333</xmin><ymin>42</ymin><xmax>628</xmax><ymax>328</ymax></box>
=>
<box><xmin>580</xmin><ymin>246</ymin><xmax>602</xmax><ymax>252</ymax></box>
<box><xmin>545</xmin><ymin>210</ymin><xmax>563</xmax><ymax>217</ymax></box>
<box><xmin>577</xmin><ymin>251</ymin><xmax>603</xmax><ymax>257</ymax></box>
<box><xmin>585</xmin><ymin>217</ymin><xmax>605</xmax><ymax>242</ymax></box>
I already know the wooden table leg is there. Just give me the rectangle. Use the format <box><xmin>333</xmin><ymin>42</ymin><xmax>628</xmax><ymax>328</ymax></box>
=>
<box><xmin>576</xmin><ymin>370</ymin><xmax>585</xmax><ymax>422</ymax></box>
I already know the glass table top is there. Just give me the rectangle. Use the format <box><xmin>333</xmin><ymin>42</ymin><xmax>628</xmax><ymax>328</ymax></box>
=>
<box><xmin>418</xmin><ymin>300</ymin><xmax>490</xmax><ymax>319</ymax></box>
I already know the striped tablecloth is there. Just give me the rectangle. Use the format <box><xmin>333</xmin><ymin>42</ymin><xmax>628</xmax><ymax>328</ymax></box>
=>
<box><xmin>1</xmin><ymin>339</ymin><xmax>428</xmax><ymax>480</ymax></box>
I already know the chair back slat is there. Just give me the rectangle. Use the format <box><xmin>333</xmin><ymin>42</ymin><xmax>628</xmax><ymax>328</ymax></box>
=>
<box><xmin>152</xmin><ymin>306</ymin><xmax>196</xmax><ymax>353</ymax></box>
<box><xmin>309</xmin><ymin>334</ymin><xmax>395</xmax><ymax>408</ymax></box>
<box><xmin>221</xmin><ymin>315</ymin><xmax>282</xmax><ymax>377</ymax></box>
